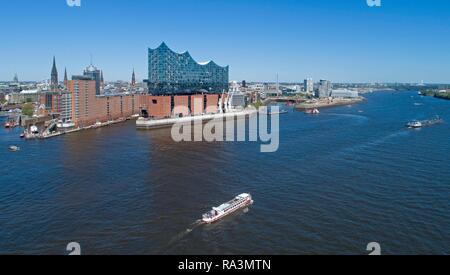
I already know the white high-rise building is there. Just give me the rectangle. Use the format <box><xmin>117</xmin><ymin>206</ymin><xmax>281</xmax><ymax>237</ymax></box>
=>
<box><xmin>304</xmin><ymin>78</ymin><xmax>314</xmax><ymax>93</ymax></box>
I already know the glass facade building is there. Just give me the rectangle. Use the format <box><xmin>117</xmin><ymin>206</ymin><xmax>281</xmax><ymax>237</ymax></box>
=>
<box><xmin>147</xmin><ymin>42</ymin><xmax>229</xmax><ymax>95</ymax></box>
<box><xmin>83</xmin><ymin>65</ymin><xmax>102</xmax><ymax>95</ymax></box>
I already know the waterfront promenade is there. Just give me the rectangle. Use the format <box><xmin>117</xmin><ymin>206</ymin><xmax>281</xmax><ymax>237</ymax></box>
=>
<box><xmin>295</xmin><ymin>97</ymin><xmax>364</xmax><ymax>110</ymax></box>
<box><xmin>136</xmin><ymin>109</ymin><xmax>258</xmax><ymax>129</ymax></box>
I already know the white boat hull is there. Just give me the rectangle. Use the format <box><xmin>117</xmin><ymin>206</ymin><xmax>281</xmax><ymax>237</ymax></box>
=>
<box><xmin>202</xmin><ymin>197</ymin><xmax>253</xmax><ymax>224</ymax></box>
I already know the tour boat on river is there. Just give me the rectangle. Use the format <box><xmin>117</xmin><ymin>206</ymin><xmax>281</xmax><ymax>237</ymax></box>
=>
<box><xmin>202</xmin><ymin>193</ymin><xmax>254</xmax><ymax>224</ymax></box>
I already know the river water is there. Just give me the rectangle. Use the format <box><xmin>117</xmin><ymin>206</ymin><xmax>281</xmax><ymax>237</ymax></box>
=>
<box><xmin>0</xmin><ymin>91</ymin><xmax>449</xmax><ymax>255</ymax></box>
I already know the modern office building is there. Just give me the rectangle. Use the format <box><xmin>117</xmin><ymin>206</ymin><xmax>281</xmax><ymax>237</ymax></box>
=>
<box><xmin>330</xmin><ymin>89</ymin><xmax>359</xmax><ymax>98</ymax></box>
<box><xmin>316</xmin><ymin>79</ymin><xmax>332</xmax><ymax>98</ymax></box>
<box><xmin>147</xmin><ymin>42</ymin><xmax>229</xmax><ymax>95</ymax></box>
<box><xmin>83</xmin><ymin>64</ymin><xmax>102</xmax><ymax>95</ymax></box>
<box><xmin>304</xmin><ymin>78</ymin><xmax>314</xmax><ymax>94</ymax></box>
<box><xmin>227</xmin><ymin>92</ymin><xmax>246</xmax><ymax>110</ymax></box>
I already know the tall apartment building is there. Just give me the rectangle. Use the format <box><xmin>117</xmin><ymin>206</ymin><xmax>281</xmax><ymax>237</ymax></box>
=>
<box><xmin>304</xmin><ymin>78</ymin><xmax>314</xmax><ymax>94</ymax></box>
<box><xmin>316</xmin><ymin>79</ymin><xmax>332</xmax><ymax>98</ymax></box>
<box><xmin>68</xmin><ymin>76</ymin><xmax>97</xmax><ymax>127</ymax></box>
<box><xmin>60</xmin><ymin>92</ymin><xmax>72</xmax><ymax>122</ymax></box>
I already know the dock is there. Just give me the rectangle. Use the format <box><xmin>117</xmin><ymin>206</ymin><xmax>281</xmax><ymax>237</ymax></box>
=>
<box><xmin>295</xmin><ymin>97</ymin><xmax>364</xmax><ymax>110</ymax></box>
<box><xmin>24</xmin><ymin>116</ymin><xmax>135</xmax><ymax>140</ymax></box>
<box><xmin>136</xmin><ymin>109</ymin><xmax>258</xmax><ymax>130</ymax></box>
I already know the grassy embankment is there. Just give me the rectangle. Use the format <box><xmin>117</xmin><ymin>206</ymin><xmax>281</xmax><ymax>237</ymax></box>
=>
<box><xmin>420</xmin><ymin>89</ymin><xmax>450</xmax><ymax>100</ymax></box>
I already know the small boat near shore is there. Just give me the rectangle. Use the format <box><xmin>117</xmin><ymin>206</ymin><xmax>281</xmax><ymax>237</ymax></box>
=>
<box><xmin>202</xmin><ymin>193</ymin><xmax>253</xmax><ymax>224</ymax></box>
<box><xmin>4</xmin><ymin>121</ymin><xmax>17</xmax><ymax>128</ymax></box>
<box><xmin>305</xmin><ymin>108</ymin><xmax>320</xmax><ymax>115</ymax></box>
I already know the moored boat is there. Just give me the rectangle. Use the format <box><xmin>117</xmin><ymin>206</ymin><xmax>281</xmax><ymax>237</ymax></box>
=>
<box><xmin>305</xmin><ymin>108</ymin><xmax>320</xmax><ymax>115</ymax></box>
<box><xmin>202</xmin><ymin>193</ymin><xmax>253</xmax><ymax>224</ymax></box>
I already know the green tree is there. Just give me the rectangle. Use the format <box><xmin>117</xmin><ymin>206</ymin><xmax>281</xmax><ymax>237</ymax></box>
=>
<box><xmin>22</xmin><ymin>103</ymin><xmax>34</xmax><ymax>116</ymax></box>
<box><xmin>251</xmin><ymin>100</ymin><xmax>265</xmax><ymax>109</ymax></box>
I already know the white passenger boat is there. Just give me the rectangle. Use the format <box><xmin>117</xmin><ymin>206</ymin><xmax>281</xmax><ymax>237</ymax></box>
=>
<box><xmin>202</xmin><ymin>193</ymin><xmax>254</xmax><ymax>224</ymax></box>
<box><xmin>406</xmin><ymin>121</ymin><xmax>423</xmax><ymax>128</ymax></box>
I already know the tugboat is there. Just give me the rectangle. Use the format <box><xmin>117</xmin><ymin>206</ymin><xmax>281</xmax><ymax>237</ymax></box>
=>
<box><xmin>202</xmin><ymin>193</ymin><xmax>254</xmax><ymax>224</ymax></box>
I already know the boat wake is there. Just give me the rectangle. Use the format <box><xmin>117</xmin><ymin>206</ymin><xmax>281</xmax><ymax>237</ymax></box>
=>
<box><xmin>327</xmin><ymin>113</ymin><xmax>369</xmax><ymax>122</ymax></box>
<box><xmin>166</xmin><ymin>219</ymin><xmax>204</xmax><ymax>247</ymax></box>
<box><xmin>335</xmin><ymin>130</ymin><xmax>409</xmax><ymax>158</ymax></box>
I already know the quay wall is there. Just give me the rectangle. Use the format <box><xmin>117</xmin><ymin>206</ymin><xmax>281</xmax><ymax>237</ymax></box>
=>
<box><xmin>50</xmin><ymin>78</ymin><xmax>229</xmax><ymax>128</ymax></box>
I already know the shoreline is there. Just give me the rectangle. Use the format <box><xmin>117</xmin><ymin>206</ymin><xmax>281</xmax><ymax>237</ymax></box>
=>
<box><xmin>136</xmin><ymin>109</ymin><xmax>258</xmax><ymax>130</ymax></box>
<box><xmin>24</xmin><ymin>116</ymin><xmax>137</xmax><ymax>140</ymax></box>
<box><xmin>294</xmin><ymin>97</ymin><xmax>365</xmax><ymax>110</ymax></box>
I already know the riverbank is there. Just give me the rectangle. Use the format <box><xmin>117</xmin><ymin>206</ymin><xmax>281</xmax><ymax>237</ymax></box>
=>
<box><xmin>420</xmin><ymin>90</ymin><xmax>450</xmax><ymax>100</ymax></box>
<box><xmin>294</xmin><ymin>97</ymin><xmax>365</xmax><ymax>110</ymax></box>
<box><xmin>24</xmin><ymin>116</ymin><xmax>136</xmax><ymax>140</ymax></box>
<box><xmin>136</xmin><ymin>109</ymin><xmax>257</xmax><ymax>130</ymax></box>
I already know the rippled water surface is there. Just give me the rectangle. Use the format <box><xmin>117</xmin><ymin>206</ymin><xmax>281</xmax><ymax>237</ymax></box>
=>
<box><xmin>0</xmin><ymin>91</ymin><xmax>449</xmax><ymax>255</ymax></box>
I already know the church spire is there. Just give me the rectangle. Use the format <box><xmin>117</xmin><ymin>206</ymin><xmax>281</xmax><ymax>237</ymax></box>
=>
<box><xmin>100</xmin><ymin>70</ymin><xmax>104</xmax><ymax>90</ymax></box>
<box><xmin>64</xmin><ymin>67</ymin><xmax>68</xmax><ymax>88</ymax></box>
<box><xmin>131</xmin><ymin>68</ymin><xmax>136</xmax><ymax>87</ymax></box>
<box><xmin>51</xmin><ymin>56</ymin><xmax>58</xmax><ymax>91</ymax></box>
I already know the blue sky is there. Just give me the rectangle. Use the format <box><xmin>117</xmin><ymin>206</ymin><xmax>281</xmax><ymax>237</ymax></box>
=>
<box><xmin>1</xmin><ymin>0</ymin><xmax>450</xmax><ymax>83</ymax></box>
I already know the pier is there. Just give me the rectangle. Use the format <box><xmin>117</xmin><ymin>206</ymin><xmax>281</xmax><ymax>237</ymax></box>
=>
<box><xmin>295</xmin><ymin>97</ymin><xmax>364</xmax><ymax>110</ymax></box>
<box><xmin>136</xmin><ymin>109</ymin><xmax>258</xmax><ymax>130</ymax></box>
<box><xmin>23</xmin><ymin>116</ymin><xmax>136</xmax><ymax>140</ymax></box>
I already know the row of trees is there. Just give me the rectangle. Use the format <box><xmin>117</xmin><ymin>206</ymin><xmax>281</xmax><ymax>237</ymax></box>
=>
<box><xmin>22</xmin><ymin>103</ymin><xmax>34</xmax><ymax>116</ymax></box>
<box><xmin>420</xmin><ymin>89</ymin><xmax>450</xmax><ymax>100</ymax></box>
<box><xmin>435</xmin><ymin>93</ymin><xmax>450</xmax><ymax>100</ymax></box>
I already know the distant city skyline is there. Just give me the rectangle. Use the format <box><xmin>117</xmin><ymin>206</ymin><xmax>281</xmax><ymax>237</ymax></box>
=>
<box><xmin>1</xmin><ymin>0</ymin><xmax>450</xmax><ymax>83</ymax></box>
